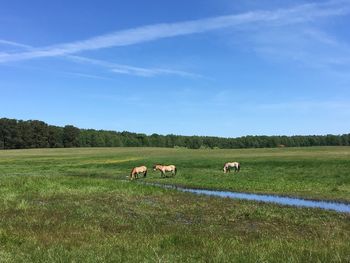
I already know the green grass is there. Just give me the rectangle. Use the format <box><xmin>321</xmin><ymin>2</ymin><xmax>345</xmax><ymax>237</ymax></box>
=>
<box><xmin>0</xmin><ymin>147</ymin><xmax>349</xmax><ymax>262</ymax></box>
<box><xmin>145</xmin><ymin>147</ymin><xmax>350</xmax><ymax>202</ymax></box>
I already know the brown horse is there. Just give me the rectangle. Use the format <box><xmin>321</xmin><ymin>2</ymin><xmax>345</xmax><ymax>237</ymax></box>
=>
<box><xmin>130</xmin><ymin>166</ymin><xmax>147</xmax><ymax>180</ymax></box>
<box><xmin>223</xmin><ymin>162</ymin><xmax>240</xmax><ymax>173</ymax></box>
<box><xmin>153</xmin><ymin>164</ymin><xmax>177</xmax><ymax>177</ymax></box>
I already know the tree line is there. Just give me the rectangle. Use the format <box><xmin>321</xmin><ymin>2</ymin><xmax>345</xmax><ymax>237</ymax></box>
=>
<box><xmin>0</xmin><ymin>118</ymin><xmax>349</xmax><ymax>150</ymax></box>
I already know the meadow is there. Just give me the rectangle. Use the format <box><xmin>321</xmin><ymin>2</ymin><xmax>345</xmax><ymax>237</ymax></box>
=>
<box><xmin>0</xmin><ymin>146</ymin><xmax>349</xmax><ymax>262</ymax></box>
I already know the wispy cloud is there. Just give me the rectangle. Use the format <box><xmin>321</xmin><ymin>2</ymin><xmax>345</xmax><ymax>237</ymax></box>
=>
<box><xmin>0</xmin><ymin>40</ymin><xmax>32</xmax><ymax>49</ymax></box>
<box><xmin>250</xmin><ymin>26</ymin><xmax>350</xmax><ymax>78</ymax></box>
<box><xmin>0</xmin><ymin>0</ymin><xmax>349</xmax><ymax>63</ymax></box>
<box><xmin>256</xmin><ymin>100</ymin><xmax>350</xmax><ymax>114</ymax></box>
<box><xmin>64</xmin><ymin>72</ymin><xmax>114</xmax><ymax>80</ymax></box>
<box><xmin>110</xmin><ymin>67</ymin><xmax>200</xmax><ymax>78</ymax></box>
<box><xmin>68</xmin><ymin>55</ymin><xmax>203</xmax><ymax>78</ymax></box>
<box><xmin>0</xmin><ymin>40</ymin><xmax>201</xmax><ymax>78</ymax></box>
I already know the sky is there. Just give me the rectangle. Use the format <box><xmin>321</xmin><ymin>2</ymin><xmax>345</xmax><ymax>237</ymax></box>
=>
<box><xmin>0</xmin><ymin>0</ymin><xmax>350</xmax><ymax>137</ymax></box>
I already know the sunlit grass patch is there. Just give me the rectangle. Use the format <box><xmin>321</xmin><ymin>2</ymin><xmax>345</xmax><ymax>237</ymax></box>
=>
<box><xmin>0</xmin><ymin>147</ymin><xmax>349</xmax><ymax>262</ymax></box>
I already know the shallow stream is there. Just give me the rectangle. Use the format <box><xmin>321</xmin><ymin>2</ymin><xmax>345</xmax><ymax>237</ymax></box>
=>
<box><xmin>144</xmin><ymin>182</ymin><xmax>350</xmax><ymax>213</ymax></box>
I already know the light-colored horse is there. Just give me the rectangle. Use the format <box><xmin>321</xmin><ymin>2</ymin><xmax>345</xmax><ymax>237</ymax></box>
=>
<box><xmin>153</xmin><ymin>164</ymin><xmax>177</xmax><ymax>177</ymax></box>
<box><xmin>130</xmin><ymin>166</ymin><xmax>147</xmax><ymax>180</ymax></box>
<box><xmin>223</xmin><ymin>162</ymin><xmax>240</xmax><ymax>173</ymax></box>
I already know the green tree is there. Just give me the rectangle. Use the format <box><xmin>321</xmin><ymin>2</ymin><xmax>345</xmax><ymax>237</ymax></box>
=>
<box><xmin>63</xmin><ymin>125</ymin><xmax>80</xmax><ymax>147</ymax></box>
<box><xmin>48</xmin><ymin>126</ymin><xmax>63</xmax><ymax>148</ymax></box>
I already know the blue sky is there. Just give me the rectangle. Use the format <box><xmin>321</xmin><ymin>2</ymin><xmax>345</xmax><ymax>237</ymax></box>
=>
<box><xmin>1</xmin><ymin>0</ymin><xmax>349</xmax><ymax>137</ymax></box>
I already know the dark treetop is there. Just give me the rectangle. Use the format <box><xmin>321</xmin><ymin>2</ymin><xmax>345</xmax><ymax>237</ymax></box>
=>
<box><xmin>0</xmin><ymin>118</ymin><xmax>349</xmax><ymax>149</ymax></box>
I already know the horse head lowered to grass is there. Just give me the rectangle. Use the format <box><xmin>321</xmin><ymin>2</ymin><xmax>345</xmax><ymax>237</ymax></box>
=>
<box><xmin>223</xmin><ymin>162</ymin><xmax>240</xmax><ymax>173</ymax></box>
<box><xmin>129</xmin><ymin>166</ymin><xmax>147</xmax><ymax>180</ymax></box>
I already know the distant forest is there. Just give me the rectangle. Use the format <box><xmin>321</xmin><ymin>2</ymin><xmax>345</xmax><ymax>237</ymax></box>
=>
<box><xmin>0</xmin><ymin>118</ymin><xmax>349</xmax><ymax>150</ymax></box>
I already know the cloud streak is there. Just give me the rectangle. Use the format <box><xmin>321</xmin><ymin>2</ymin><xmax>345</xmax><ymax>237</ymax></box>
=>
<box><xmin>256</xmin><ymin>100</ymin><xmax>350</xmax><ymax>115</ymax></box>
<box><xmin>68</xmin><ymin>55</ymin><xmax>202</xmax><ymax>78</ymax></box>
<box><xmin>0</xmin><ymin>40</ymin><xmax>201</xmax><ymax>78</ymax></box>
<box><xmin>250</xmin><ymin>26</ymin><xmax>350</xmax><ymax>78</ymax></box>
<box><xmin>0</xmin><ymin>40</ymin><xmax>32</xmax><ymax>49</ymax></box>
<box><xmin>0</xmin><ymin>0</ymin><xmax>349</xmax><ymax>63</ymax></box>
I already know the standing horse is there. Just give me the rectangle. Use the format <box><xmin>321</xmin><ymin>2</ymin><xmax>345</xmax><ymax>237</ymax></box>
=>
<box><xmin>223</xmin><ymin>162</ymin><xmax>240</xmax><ymax>173</ymax></box>
<box><xmin>130</xmin><ymin>166</ymin><xmax>147</xmax><ymax>180</ymax></box>
<box><xmin>153</xmin><ymin>164</ymin><xmax>177</xmax><ymax>177</ymax></box>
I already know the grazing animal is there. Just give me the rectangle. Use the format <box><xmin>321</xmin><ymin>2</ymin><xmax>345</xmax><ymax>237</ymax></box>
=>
<box><xmin>130</xmin><ymin>166</ymin><xmax>147</xmax><ymax>180</ymax></box>
<box><xmin>223</xmin><ymin>162</ymin><xmax>240</xmax><ymax>173</ymax></box>
<box><xmin>153</xmin><ymin>164</ymin><xmax>177</xmax><ymax>177</ymax></box>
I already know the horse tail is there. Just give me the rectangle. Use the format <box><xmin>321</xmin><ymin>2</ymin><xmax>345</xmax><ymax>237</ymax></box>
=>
<box><xmin>144</xmin><ymin>169</ymin><xmax>147</xmax><ymax>177</ymax></box>
<box><xmin>237</xmin><ymin>163</ymin><xmax>240</xmax><ymax>172</ymax></box>
<box><xmin>174</xmin><ymin>167</ymin><xmax>177</xmax><ymax>175</ymax></box>
<box><xmin>130</xmin><ymin>168</ymin><xmax>134</xmax><ymax>179</ymax></box>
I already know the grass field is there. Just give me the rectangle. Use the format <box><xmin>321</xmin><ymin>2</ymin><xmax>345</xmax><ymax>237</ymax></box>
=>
<box><xmin>0</xmin><ymin>147</ymin><xmax>349</xmax><ymax>262</ymax></box>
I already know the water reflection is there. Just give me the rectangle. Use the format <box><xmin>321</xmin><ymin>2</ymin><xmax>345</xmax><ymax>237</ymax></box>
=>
<box><xmin>144</xmin><ymin>183</ymin><xmax>350</xmax><ymax>213</ymax></box>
